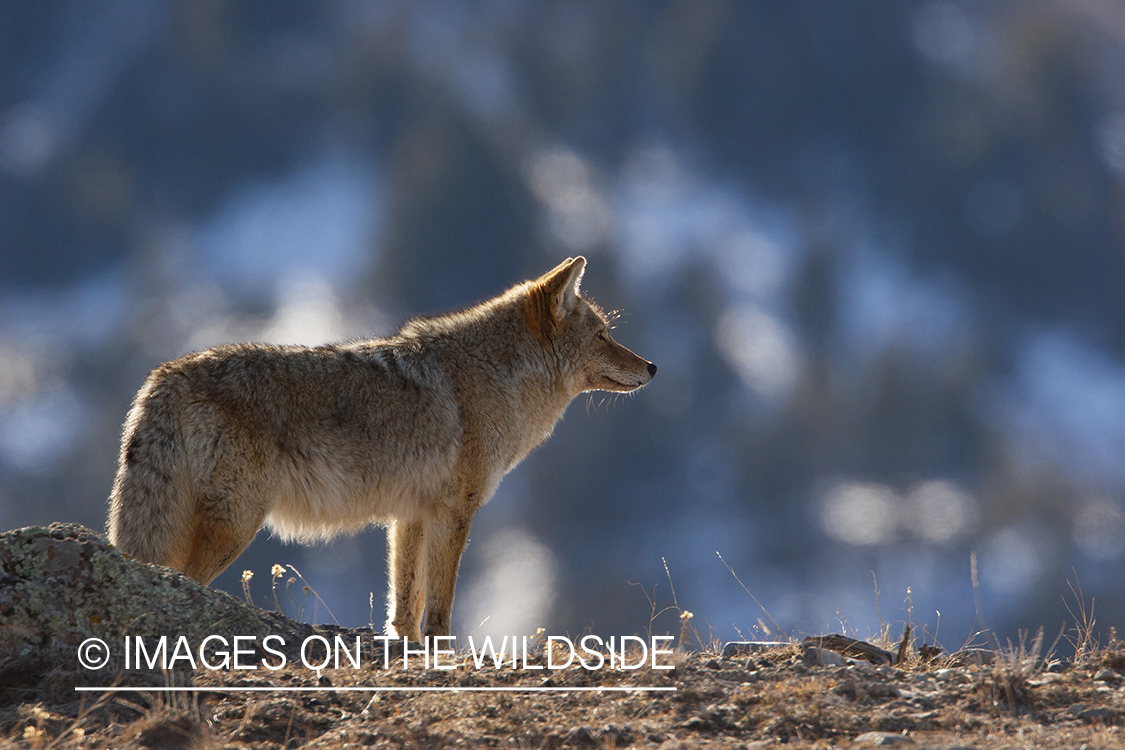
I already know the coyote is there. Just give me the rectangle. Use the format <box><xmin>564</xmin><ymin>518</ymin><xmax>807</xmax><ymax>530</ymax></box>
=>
<box><xmin>108</xmin><ymin>257</ymin><xmax>655</xmax><ymax>640</ymax></box>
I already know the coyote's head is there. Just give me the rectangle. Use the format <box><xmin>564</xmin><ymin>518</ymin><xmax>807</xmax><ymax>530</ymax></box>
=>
<box><xmin>525</xmin><ymin>257</ymin><xmax>656</xmax><ymax>395</ymax></box>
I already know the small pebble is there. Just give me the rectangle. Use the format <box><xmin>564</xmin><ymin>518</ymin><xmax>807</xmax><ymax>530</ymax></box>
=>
<box><xmin>853</xmin><ymin>730</ymin><xmax>914</xmax><ymax>746</ymax></box>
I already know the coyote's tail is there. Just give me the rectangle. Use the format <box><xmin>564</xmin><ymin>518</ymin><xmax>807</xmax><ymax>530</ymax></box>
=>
<box><xmin>107</xmin><ymin>377</ymin><xmax>194</xmax><ymax>569</ymax></box>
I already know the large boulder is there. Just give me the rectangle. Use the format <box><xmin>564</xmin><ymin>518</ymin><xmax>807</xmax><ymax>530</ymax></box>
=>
<box><xmin>0</xmin><ymin>523</ymin><xmax>370</xmax><ymax>701</ymax></box>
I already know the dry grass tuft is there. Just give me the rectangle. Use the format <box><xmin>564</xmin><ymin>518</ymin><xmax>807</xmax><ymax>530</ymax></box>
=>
<box><xmin>973</xmin><ymin>628</ymin><xmax>1047</xmax><ymax>711</ymax></box>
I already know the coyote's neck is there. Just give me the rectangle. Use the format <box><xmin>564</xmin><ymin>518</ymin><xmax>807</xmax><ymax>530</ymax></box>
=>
<box><xmin>397</xmin><ymin>292</ymin><xmax>573</xmax><ymax>471</ymax></box>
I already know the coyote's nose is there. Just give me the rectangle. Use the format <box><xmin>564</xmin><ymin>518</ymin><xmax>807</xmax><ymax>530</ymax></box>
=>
<box><xmin>647</xmin><ymin>362</ymin><xmax>657</xmax><ymax>377</ymax></box>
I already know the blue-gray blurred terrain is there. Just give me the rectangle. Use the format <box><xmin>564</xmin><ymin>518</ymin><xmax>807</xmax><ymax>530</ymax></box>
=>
<box><xmin>2</xmin><ymin>1</ymin><xmax>1124</xmax><ymax>650</ymax></box>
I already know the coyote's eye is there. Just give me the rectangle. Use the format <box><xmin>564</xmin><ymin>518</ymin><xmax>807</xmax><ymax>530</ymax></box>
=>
<box><xmin>597</xmin><ymin>331</ymin><xmax>607</xmax><ymax>342</ymax></box>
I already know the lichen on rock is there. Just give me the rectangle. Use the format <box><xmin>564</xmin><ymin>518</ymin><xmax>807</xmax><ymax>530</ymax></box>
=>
<box><xmin>0</xmin><ymin>522</ymin><xmax>372</xmax><ymax>699</ymax></box>
<box><xmin>1</xmin><ymin>523</ymin><xmax>280</xmax><ymax>661</ymax></box>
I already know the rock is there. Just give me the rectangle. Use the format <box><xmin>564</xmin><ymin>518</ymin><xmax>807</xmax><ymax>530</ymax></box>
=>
<box><xmin>916</xmin><ymin>643</ymin><xmax>944</xmax><ymax>663</ymax></box>
<box><xmin>0</xmin><ymin>523</ymin><xmax>379</xmax><ymax>696</ymax></box>
<box><xmin>834</xmin><ymin>677</ymin><xmax>901</xmax><ymax>703</ymax></box>
<box><xmin>931</xmin><ymin>668</ymin><xmax>970</xmax><ymax>685</ymax></box>
<box><xmin>802</xmin><ymin>634</ymin><xmax>895</xmax><ymax>665</ymax></box>
<box><xmin>835</xmin><ymin>678</ymin><xmax>860</xmax><ymax>701</ymax></box>
<box><xmin>1077</xmin><ymin>707</ymin><xmax>1121</xmax><ymax>724</ymax></box>
<box><xmin>803</xmin><ymin>646</ymin><xmax>846</xmax><ymax>667</ymax></box>
<box><xmin>1094</xmin><ymin>667</ymin><xmax>1121</xmax><ymax>682</ymax></box>
<box><xmin>721</xmin><ymin>641</ymin><xmax>790</xmax><ymax>658</ymax></box>
<box><xmin>601</xmin><ymin>724</ymin><xmax>634</xmax><ymax>746</ymax></box>
<box><xmin>129</xmin><ymin>710</ymin><xmax>207</xmax><ymax>750</ymax></box>
<box><xmin>562</xmin><ymin>726</ymin><xmax>598</xmax><ymax>747</ymax></box>
<box><xmin>853</xmin><ymin>731</ymin><xmax>914</xmax><ymax>746</ymax></box>
<box><xmin>1</xmin><ymin>524</ymin><xmax>267</xmax><ymax>656</ymax></box>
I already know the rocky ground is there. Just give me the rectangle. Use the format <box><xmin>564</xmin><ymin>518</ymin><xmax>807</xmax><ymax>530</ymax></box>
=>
<box><xmin>5</xmin><ymin>638</ymin><xmax>1125</xmax><ymax>749</ymax></box>
<box><xmin>3</xmin><ymin>524</ymin><xmax>1125</xmax><ymax>749</ymax></box>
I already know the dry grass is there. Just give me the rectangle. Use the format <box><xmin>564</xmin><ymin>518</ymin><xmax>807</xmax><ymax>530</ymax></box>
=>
<box><xmin>5</xmin><ymin>631</ymin><xmax>1124</xmax><ymax>749</ymax></box>
<box><xmin>6</xmin><ymin>562</ymin><xmax>1124</xmax><ymax>748</ymax></box>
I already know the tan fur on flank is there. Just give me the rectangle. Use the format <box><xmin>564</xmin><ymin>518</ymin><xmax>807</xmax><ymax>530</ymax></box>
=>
<box><xmin>107</xmin><ymin>257</ymin><xmax>655</xmax><ymax>640</ymax></box>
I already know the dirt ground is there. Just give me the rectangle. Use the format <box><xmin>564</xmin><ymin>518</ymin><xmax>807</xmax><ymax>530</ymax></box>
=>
<box><xmin>4</xmin><ymin>636</ymin><xmax>1125</xmax><ymax>749</ymax></box>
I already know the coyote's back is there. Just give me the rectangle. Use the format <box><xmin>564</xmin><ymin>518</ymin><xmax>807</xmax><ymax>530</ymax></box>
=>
<box><xmin>108</xmin><ymin>257</ymin><xmax>655</xmax><ymax>640</ymax></box>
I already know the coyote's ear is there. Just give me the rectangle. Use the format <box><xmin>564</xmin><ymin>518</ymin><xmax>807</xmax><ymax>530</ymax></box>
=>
<box><xmin>541</xmin><ymin>256</ymin><xmax>586</xmax><ymax>320</ymax></box>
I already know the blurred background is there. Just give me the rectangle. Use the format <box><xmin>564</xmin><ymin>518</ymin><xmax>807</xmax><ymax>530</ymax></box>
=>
<box><xmin>2</xmin><ymin>1</ymin><xmax>1124</xmax><ymax>652</ymax></box>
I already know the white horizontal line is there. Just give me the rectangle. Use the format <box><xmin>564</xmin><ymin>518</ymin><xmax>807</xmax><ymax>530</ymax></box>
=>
<box><xmin>75</xmin><ymin>686</ymin><xmax>676</xmax><ymax>693</ymax></box>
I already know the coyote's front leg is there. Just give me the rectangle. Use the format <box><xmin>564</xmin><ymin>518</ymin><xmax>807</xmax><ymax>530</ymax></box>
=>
<box><xmin>385</xmin><ymin>519</ymin><xmax>426</xmax><ymax>641</ymax></box>
<box><xmin>421</xmin><ymin>505</ymin><xmax>474</xmax><ymax>638</ymax></box>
